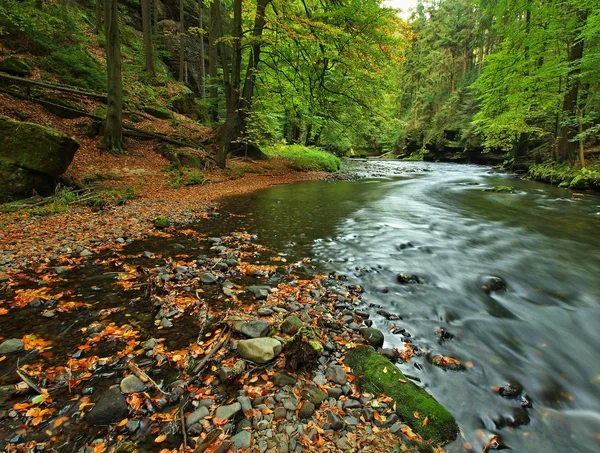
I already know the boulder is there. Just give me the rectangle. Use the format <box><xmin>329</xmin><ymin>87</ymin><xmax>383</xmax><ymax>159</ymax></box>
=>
<box><xmin>280</xmin><ymin>315</ymin><xmax>303</xmax><ymax>335</ymax></box>
<box><xmin>170</xmin><ymin>89</ymin><xmax>197</xmax><ymax>115</ymax></box>
<box><xmin>143</xmin><ymin>105</ymin><xmax>174</xmax><ymax>120</ymax></box>
<box><xmin>360</xmin><ymin>327</ymin><xmax>385</xmax><ymax>348</ymax></box>
<box><xmin>0</xmin><ymin>338</ymin><xmax>24</xmax><ymax>355</ymax></box>
<box><xmin>0</xmin><ymin>56</ymin><xmax>33</xmax><ymax>76</ymax></box>
<box><xmin>237</xmin><ymin>338</ymin><xmax>282</xmax><ymax>363</ymax></box>
<box><xmin>0</xmin><ymin>116</ymin><xmax>79</xmax><ymax>201</ymax></box>
<box><xmin>87</xmin><ymin>387</ymin><xmax>129</xmax><ymax>425</ymax></box>
<box><xmin>345</xmin><ymin>346</ymin><xmax>458</xmax><ymax>444</ymax></box>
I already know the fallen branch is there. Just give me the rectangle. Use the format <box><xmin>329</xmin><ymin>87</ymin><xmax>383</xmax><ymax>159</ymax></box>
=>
<box><xmin>189</xmin><ymin>327</ymin><xmax>231</xmax><ymax>378</ymax></box>
<box><xmin>126</xmin><ymin>361</ymin><xmax>169</xmax><ymax>395</ymax></box>
<box><xmin>0</xmin><ymin>72</ymin><xmax>107</xmax><ymax>101</ymax></box>
<box><xmin>193</xmin><ymin>429</ymin><xmax>222</xmax><ymax>453</ymax></box>
<box><xmin>180</xmin><ymin>406</ymin><xmax>188</xmax><ymax>452</ymax></box>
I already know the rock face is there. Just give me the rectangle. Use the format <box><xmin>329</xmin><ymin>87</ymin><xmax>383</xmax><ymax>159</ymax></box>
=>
<box><xmin>87</xmin><ymin>387</ymin><xmax>129</xmax><ymax>425</ymax></box>
<box><xmin>0</xmin><ymin>116</ymin><xmax>79</xmax><ymax>201</ymax></box>
<box><xmin>345</xmin><ymin>346</ymin><xmax>458</xmax><ymax>444</ymax></box>
<box><xmin>237</xmin><ymin>338</ymin><xmax>282</xmax><ymax>363</ymax></box>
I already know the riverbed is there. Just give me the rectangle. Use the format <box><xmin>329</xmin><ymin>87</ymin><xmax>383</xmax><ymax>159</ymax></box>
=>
<box><xmin>219</xmin><ymin>160</ymin><xmax>600</xmax><ymax>452</ymax></box>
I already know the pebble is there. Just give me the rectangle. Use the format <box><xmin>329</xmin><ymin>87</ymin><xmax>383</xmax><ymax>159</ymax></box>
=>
<box><xmin>273</xmin><ymin>407</ymin><xmax>287</xmax><ymax>420</ymax></box>
<box><xmin>120</xmin><ymin>375</ymin><xmax>146</xmax><ymax>394</ymax></box>
<box><xmin>231</xmin><ymin>430</ymin><xmax>251</xmax><ymax>449</ymax></box>
<box><xmin>215</xmin><ymin>402</ymin><xmax>242</xmax><ymax>420</ymax></box>
<box><xmin>298</xmin><ymin>401</ymin><xmax>315</xmax><ymax>419</ymax></box>
<box><xmin>343</xmin><ymin>399</ymin><xmax>362</xmax><ymax>410</ymax></box>
<box><xmin>200</xmin><ymin>272</ymin><xmax>217</xmax><ymax>284</ymax></box>
<box><xmin>336</xmin><ymin>437</ymin><xmax>353</xmax><ymax>451</ymax></box>
<box><xmin>185</xmin><ymin>407</ymin><xmax>209</xmax><ymax>427</ymax></box>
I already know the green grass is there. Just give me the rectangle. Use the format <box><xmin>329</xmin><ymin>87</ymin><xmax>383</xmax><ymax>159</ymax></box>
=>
<box><xmin>263</xmin><ymin>144</ymin><xmax>341</xmax><ymax>172</ymax></box>
<box><xmin>528</xmin><ymin>161</ymin><xmax>600</xmax><ymax>190</ymax></box>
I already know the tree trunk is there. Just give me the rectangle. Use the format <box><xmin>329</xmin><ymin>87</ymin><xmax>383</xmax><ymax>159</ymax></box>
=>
<box><xmin>153</xmin><ymin>0</ymin><xmax>159</xmax><ymax>29</ymax></box>
<box><xmin>578</xmin><ymin>108</ymin><xmax>585</xmax><ymax>167</ymax></box>
<box><xmin>208</xmin><ymin>0</ymin><xmax>218</xmax><ymax>121</ymax></box>
<box><xmin>100</xmin><ymin>0</ymin><xmax>124</xmax><ymax>153</ymax></box>
<box><xmin>198</xmin><ymin>0</ymin><xmax>206</xmax><ymax>99</ymax></box>
<box><xmin>95</xmin><ymin>0</ymin><xmax>102</xmax><ymax>34</ymax></box>
<box><xmin>179</xmin><ymin>0</ymin><xmax>185</xmax><ymax>82</ymax></box>
<box><xmin>141</xmin><ymin>0</ymin><xmax>154</xmax><ymax>77</ymax></box>
<box><xmin>558</xmin><ymin>11</ymin><xmax>587</xmax><ymax>163</ymax></box>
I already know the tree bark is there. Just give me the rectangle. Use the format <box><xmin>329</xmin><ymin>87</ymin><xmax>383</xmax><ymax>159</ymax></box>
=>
<box><xmin>208</xmin><ymin>0</ymin><xmax>219</xmax><ymax>121</ymax></box>
<box><xmin>198</xmin><ymin>0</ymin><xmax>206</xmax><ymax>99</ymax></box>
<box><xmin>142</xmin><ymin>0</ymin><xmax>155</xmax><ymax>77</ymax></box>
<box><xmin>101</xmin><ymin>0</ymin><xmax>124</xmax><ymax>153</ymax></box>
<box><xmin>153</xmin><ymin>0</ymin><xmax>159</xmax><ymax>29</ymax></box>
<box><xmin>95</xmin><ymin>0</ymin><xmax>102</xmax><ymax>34</ymax></box>
<box><xmin>179</xmin><ymin>0</ymin><xmax>185</xmax><ymax>82</ymax></box>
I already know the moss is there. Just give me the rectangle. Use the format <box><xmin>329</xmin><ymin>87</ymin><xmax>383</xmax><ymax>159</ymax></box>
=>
<box><xmin>143</xmin><ymin>105</ymin><xmax>174</xmax><ymax>120</ymax></box>
<box><xmin>40</xmin><ymin>47</ymin><xmax>107</xmax><ymax>92</ymax></box>
<box><xmin>263</xmin><ymin>144</ymin><xmax>341</xmax><ymax>172</ymax></box>
<box><xmin>0</xmin><ymin>56</ymin><xmax>33</xmax><ymax>76</ymax></box>
<box><xmin>528</xmin><ymin>161</ymin><xmax>600</xmax><ymax>190</ymax></box>
<box><xmin>345</xmin><ymin>346</ymin><xmax>458</xmax><ymax>445</ymax></box>
<box><xmin>485</xmin><ymin>185</ymin><xmax>515</xmax><ymax>193</ymax></box>
<box><xmin>154</xmin><ymin>217</ymin><xmax>170</xmax><ymax>229</ymax></box>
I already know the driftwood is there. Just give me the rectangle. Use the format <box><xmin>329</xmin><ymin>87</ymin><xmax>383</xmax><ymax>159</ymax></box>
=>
<box><xmin>0</xmin><ymin>72</ymin><xmax>107</xmax><ymax>101</ymax></box>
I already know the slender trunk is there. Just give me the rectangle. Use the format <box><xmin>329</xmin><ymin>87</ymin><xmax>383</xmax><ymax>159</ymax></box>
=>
<box><xmin>153</xmin><ymin>0</ymin><xmax>158</xmax><ymax>29</ymax></box>
<box><xmin>198</xmin><ymin>0</ymin><xmax>206</xmax><ymax>99</ymax></box>
<box><xmin>208</xmin><ymin>0</ymin><xmax>218</xmax><ymax>121</ymax></box>
<box><xmin>141</xmin><ymin>0</ymin><xmax>154</xmax><ymax>77</ymax></box>
<box><xmin>578</xmin><ymin>109</ymin><xmax>585</xmax><ymax>167</ymax></box>
<box><xmin>179</xmin><ymin>0</ymin><xmax>185</xmax><ymax>82</ymax></box>
<box><xmin>95</xmin><ymin>0</ymin><xmax>102</xmax><ymax>34</ymax></box>
<box><xmin>101</xmin><ymin>0</ymin><xmax>124</xmax><ymax>153</ymax></box>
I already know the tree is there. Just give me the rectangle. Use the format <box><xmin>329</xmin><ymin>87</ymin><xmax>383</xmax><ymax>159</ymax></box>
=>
<box><xmin>179</xmin><ymin>0</ymin><xmax>185</xmax><ymax>82</ymax></box>
<box><xmin>100</xmin><ymin>0</ymin><xmax>124</xmax><ymax>153</ymax></box>
<box><xmin>95</xmin><ymin>0</ymin><xmax>102</xmax><ymax>34</ymax></box>
<box><xmin>141</xmin><ymin>0</ymin><xmax>154</xmax><ymax>77</ymax></box>
<box><xmin>197</xmin><ymin>0</ymin><xmax>206</xmax><ymax>99</ymax></box>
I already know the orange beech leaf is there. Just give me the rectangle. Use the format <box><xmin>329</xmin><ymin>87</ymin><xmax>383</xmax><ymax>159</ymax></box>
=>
<box><xmin>53</xmin><ymin>416</ymin><xmax>69</xmax><ymax>428</ymax></box>
<box><xmin>154</xmin><ymin>434</ymin><xmax>167</xmax><ymax>443</ymax></box>
<box><xmin>413</xmin><ymin>412</ymin><xmax>420</xmax><ymax>419</ymax></box>
<box><xmin>0</xmin><ymin>308</ymin><xmax>8</xmax><ymax>315</ymax></box>
<box><xmin>117</xmin><ymin>418</ymin><xmax>129</xmax><ymax>427</ymax></box>
<box><xmin>422</xmin><ymin>416</ymin><xmax>429</xmax><ymax>427</ymax></box>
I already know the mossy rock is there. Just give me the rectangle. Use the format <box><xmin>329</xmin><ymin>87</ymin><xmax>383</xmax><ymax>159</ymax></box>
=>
<box><xmin>0</xmin><ymin>56</ymin><xmax>33</xmax><ymax>76</ymax></box>
<box><xmin>143</xmin><ymin>105</ymin><xmax>174</xmax><ymax>120</ymax></box>
<box><xmin>170</xmin><ymin>89</ymin><xmax>197</xmax><ymax>115</ymax></box>
<box><xmin>485</xmin><ymin>185</ymin><xmax>515</xmax><ymax>193</ymax></box>
<box><xmin>345</xmin><ymin>346</ymin><xmax>458</xmax><ymax>445</ymax></box>
<box><xmin>154</xmin><ymin>217</ymin><xmax>170</xmax><ymax>229</ymax></box>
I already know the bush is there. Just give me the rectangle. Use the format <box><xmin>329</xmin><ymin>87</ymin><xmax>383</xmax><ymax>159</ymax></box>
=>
<box><xmin>40</xmin><ymin>47</ymin><xmax>106</xmax><ymax>92</ymax></box>
<box><xmin>263</xmin><ymin>144</ymin><xmax>341</xmax><ymax>172</ymax></box>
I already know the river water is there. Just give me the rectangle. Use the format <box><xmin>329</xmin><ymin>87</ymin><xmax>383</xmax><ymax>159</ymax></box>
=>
<box><xmin>220</xmin><ymin>161</ymin><xmax>600</xmax><ymax>453</ymax></box>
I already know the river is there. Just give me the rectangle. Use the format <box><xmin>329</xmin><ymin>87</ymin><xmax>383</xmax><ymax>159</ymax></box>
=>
<box><xmin>219</xmin><ymin>160</ymin><xmax>600</xmax><ymax>452</ymax></box>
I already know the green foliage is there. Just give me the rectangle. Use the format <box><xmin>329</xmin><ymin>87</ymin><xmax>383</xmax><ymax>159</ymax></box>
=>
<box><xmin>40</xmin><ymin>47</ymin><xmax>107</xmax><ymax>92</ymax></box>
<box><xmin>528</xmin><ymin>161</ymin><xmax>600</xmax><ymax>189</ymax></box>
<box><xmin>263</xmin><ymin>144</ymin><xmax>341</xmax><ymax>172</ymax></box>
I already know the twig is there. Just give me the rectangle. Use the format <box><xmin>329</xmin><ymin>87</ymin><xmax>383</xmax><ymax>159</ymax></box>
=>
<box><xmin>180</xmin><ymin>406</ymin><xmax>188</xmax><ymax>452</ymax></box>
<box><xmin>193</xmin><ymin>429</ymin><xmax>222</xmax><ymax>453</ymax></box>
<box><xmin>189</xmin><ymin>327</ymin><xmax>231</xmax><ymax>378</ymax></box>
<box><xmin>127</xmin><ymin>361</ymin><xmax>169</xmax><ymax>395</ymax></box>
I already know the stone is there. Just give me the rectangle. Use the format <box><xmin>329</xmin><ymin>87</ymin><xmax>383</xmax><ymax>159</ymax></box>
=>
<box><xmin>280</xmin><ymin>315</ymin><xmax>303</xmax><ymax>335</ymax></box>
<box><xmin>0</xmin><ymin>56</ymin><xmax>33</xmax><ymax>76</ymax></box>
<box><xmin>298</xmin><ymin>401</ymin><xmax>315</xmax><ymax>420</ymax></box>
<box><xmin>240</xmin><ymin>320</ymin><xmax>271</xmax><ymax>338</ymax></box>
<box><xmin>248</xmin><ymin>285</ymin><xmax>270</xmax><ymax>300</ymax></box>
<box><xmin>238</xmin><ymin>396</ymin><xmax>252</xmax><ymax>413</ymax></box>
<box><xmin>301</xmin><ymin>386</ymin><xmax>327</xmax><ymax>407</ymax></box>
<box><xmin>498</xmin><ymin>383</ymin><xmax>523</xmax><ymax>399</ymax></box>
<box><xmin>327</xmin><ymin>411</ymin><xmax>344</xmax><ymax>430</ymax></box>
<box><xmin>360</xmin><ymin>328</ymin><xmax>384</xmax><ymax>348</ymax></box>
<box><xmin>119</xmin><ymin>375</ymin><xmax>145</xmax><ymax>394</ymax></box>
<box><xmin>345</xmin><ymin>346</ymin><xmax>458</xmax><ymax>444</ymax></box>
<box><xmin>87</xmin><ymin>387</ymin><xmax>128</xmax><ymax>425</ymax></box>
<box><xmin>273</xmin><ymin>372</ymin><xmax>297</xmax><ymax>387</ymax></box>
<box><xmin>153</xmin><ymin>217</ymin><xmax>170</xmax><ymax>229</ymax></box>
<box><xmin>0</xmin><ymin>339</ymin><xmax>24</xmax><ymax>355</ymax></box>
<box><xmin>480</xmin><ymin>276</ymin><xmax>507</xmax><ymax>293</ymax></box>
<box><xmin>431</xmin><ymin>355</ymin><xmax>466</xmax><ymax>371</ymax></box>
<box><xmin>326</xmin><ymin>365</ymin><xmax>348</xmax><ymax>385</ymax></box>
<box><xmin>0</xmin><ymin>116</ymin><xmax>80</xmax><ymax>201</ymax></box>
<box><xmin>379</xmin><ymin>348</ymin><xmax>400</xmax><ymax>362</ymax></box>
<box><xmin>200</xmin><ymin>272</ymin><xmax>217</xmax><ymax>284</ymax></box>
<box><xmin>273</xmin><ymin>407</ymin><xmax>287</xmax><ymax>420</ymax></box>
<box><xmin>215</xmin><ymin>402</ymin><xmax>242</xmax><ymax>420</ymax></box>
<box><xmin>327</xmin><ymin>387</ymin><xmax>343</xmax><ymax>399</ymax></box>
<box><xmin>343</xmin><ymin>399</ymin><xmax>361</xmax><ymax>410</ymax></box>
<box><xmin>237</xmin><ymin>338</ymin><xmax>282</xmax><ymax>364</ymax></box>
<box><xmin>231</xmin><ymin>430</ymin><xmax>252</xmax><ymax>449</ymax></box>
<box><xmin>186</xmin><ymin>406</ymin><xmax>209</xmax><ymax>427</ymax></box>
<box><xmin>143</xmin><ymin>105</ymin><xmax>174</xmax><ymax>120</ymax></box>
<box><xmin>336</xmin><ymin>437</ymin><xmax>353</xmax><ymax>451</ymax></box>
<box><xmin>397</xmin><ymin>273</ymin><xmax>421</xmax><ymax>284</ymax></box>
<box><xmin>257</xmin><ymin>307</ymin><xmax>274</xmax><ymax>316</ymax></box>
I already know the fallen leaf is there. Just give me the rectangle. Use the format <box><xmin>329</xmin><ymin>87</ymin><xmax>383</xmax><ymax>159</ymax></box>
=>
<box><xmin>154</xmin><ymin>434</ymin><xmax>167</xmax><ymax>443</ymax></box>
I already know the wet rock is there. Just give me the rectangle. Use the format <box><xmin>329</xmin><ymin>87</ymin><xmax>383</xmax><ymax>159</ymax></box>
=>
<box><xmin>237</xmin><ymin>338</ymin><xmax>282</xmax><ymax>363</ymax></box>
<box><xmin>436</xmin><ymin>328</ymin><xmax>454</xmax><ymax>342</ymax></box>
<box><xmin>498</xmin><ymin>383</ymin><xmax>523</xmax><ymax>398</ymax></box>
<box><xmin>231</xmin><ymin>430</ymin><xmax>252</xmax><ymax>449</ymax></box>
<box><xmin>280</xmin><ymin>315</ymin><xmax>303</xmax><ymax>335</ymax></box>
<box><xmin>240</xmin><ymin>320</ymin><xmax>271</xmax><ymax>338</ymax></box>
<box><xmin>494</xmin><ymin>407</ymin><xmax>531</xmax><ymax>428</ymax></box>
<box><xmin>87</xmin><ymin>387</ymin><xmax>128</xmax><ymax>425</ymax></box>
<box><xmin>200</xmin><ymin>272</ymin><xmax>217</xmax><ymax>284</ymax></box>
<box><xmin>125</xmin><ymin>420</ymin><xmax>140</xmax><ymax>433</ymax></box>
<box><xmin>360</xmin><ymin>328</ymin><xmax>384</xmax><ymax>348</ymax></box>
<box><xmin>481</xmin><ymin>276</ymin><xmax>507</xmax><ymax>293</ymax></box>
<box><xmin>215</xmin><ymin>402</ymin><xmax>242</xmax><ymax>420</ymax></box>
<box><xmin>273</xmin><ymin>372</ymin><xmax>297</xmax><ymax>387</ymax></box>
<box><xmin>520</xmin><ymin>393</ymin><xmax>533</xmax><ymax>408</ymax></box>
<box><xmin>431</xmin><ymin>355</ymin><xmax>466</xmax><ymax>371</ymax></box>
<box><xmin>0</xmin><ymin>338</ymin><xmax>24</xmax><ymax>355</ymax></box>
<box><xmin>326</xmin><ymin>364</ymin><xmax>348</xmax><ymax>385</ymax></box>
<box><xmin>298</xmin><ymin>401</ymin><xmax>315</xmax><ymax>419</ymax></box>
<box><xmin>377</xmin><ymin>309</ymin><xmax>400</xmax><ymax>320</ymax></box>
<box><xmin>248</xmin><ymin>285</ymin><xmax>270</xmax><ymax>300</ymax></box>
<box><xmin>186</xmin><ymin>406</ymin><xmax>209</xmax><ymax>427</ymax></box>
<box><xmin>120</xmin><ymin>375</ymin><xmax>145</xmax><ymax>394</ymax></box>
<box><xmin>397</xmin><ymin>273</ymin><xmax>421</xmax><ymax>284</ymax></box>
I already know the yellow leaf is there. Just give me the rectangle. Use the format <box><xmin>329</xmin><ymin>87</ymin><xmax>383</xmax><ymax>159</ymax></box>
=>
<box><xmin>382</xmin><ymin>367</ymin><xmax>388</xmax><ymax>373</ymax></box>
<box><xmin>117</xmin><ymin>418</ymin><xmax>129</xmax><ymax>427</ymax></box>
<box><xmin>53</xmin><ymin>416</ymin><xmax>69</xmax><ymax>428</ymax></box>
<box><xmin>154</xmin><ymin>434</ymin><xmax>167</xmax><ymax>443</ymax></box>
<box><xmin>422</xmin><ymin>416</ymin><xmax>428</xmax><ymax>426</ymax></box>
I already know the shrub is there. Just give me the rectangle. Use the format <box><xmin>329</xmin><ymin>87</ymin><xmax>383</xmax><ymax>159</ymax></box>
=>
<box><xmin>262</xmin><ymin>144</ymin><xmax>341</xmax><ymax>172</ymax></box>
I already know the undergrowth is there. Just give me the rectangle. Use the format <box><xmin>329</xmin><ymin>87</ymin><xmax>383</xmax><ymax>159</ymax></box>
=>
<box><xmin>263</xmin><ymin>144</ymin><xmax>341</xmax><ymax>172</ymax></box>
<box><xmin>528</xmin><ymin>161</ymin><xmax>600</xmax><ymax>189</ymax></box>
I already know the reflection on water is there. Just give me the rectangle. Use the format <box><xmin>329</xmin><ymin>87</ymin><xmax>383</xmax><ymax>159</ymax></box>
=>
<box><xmin>222</xmin><ymin>161</ymin><xmax>600</xmax><ymax>453</ymax></box>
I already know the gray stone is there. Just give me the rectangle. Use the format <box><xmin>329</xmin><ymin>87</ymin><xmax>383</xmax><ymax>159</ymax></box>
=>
<box><xmin>360</xmin><ymin>328</ymin><xmax>384</xmax><ymax>348</ymax></box>
<box><xmin>273</xmin><ymin>372</ymin><xmax>297</xmax><ymax>387</ymax></box>
<box><xmin>336</xmin><ymin>437</ymin><xmax>353</xmax><ymax>451</ymax></box>
<box><xmin>0</xmin><ymin>339</ymin><xmax>24</xmax><ymax>355</ymax></box>
<box><xmin>282</xmin><ymin>398</ymin><xmax>298</xmax><ymax>411</ymax></box>
<box><xmin>240</xmin><ymin>320</ymin><xmax>271</xmax><ymax>338</ymax></box>
<box><xmin>343</xmin><ymin>399</ymin><xmax>362</xmax><ymax>410</ymax></box>
<box><xmin>186</xmin><ymin>406</ymin><xmax>209</xmax><ymax>427</ymax></box>
<box><xmin>237</xmin><ymin>338</ymin><xmax>282</xmax><ymax>363</ymax></box>
<box><xmin>215</xmin><ymin>402</ymin><xmax>242</xmax><ymax>420</ymax></box>
<box><xmin>298</xmin><ymin>401</ymin><xmax>315</xmax><ymax>419</ymax></box>
<box><xmin>379</xmin><ymin>348</ymin><xmax>400</xmax><ymax>362</ymax></box>
<box><xmin>237</xmin><ymin>396</ymin><xmax>252</xmax><ymax>413</ymax></box>
<box><xmin>248</xmin><ymin>285</ymin><xmax>270</xmax><ymax>300</ymax></box>
<box><xmin>231</xmin><ymin>430</ymin><xmax>251</xmax><ymax>449</ymax></box>
<box><xmin>119</xmin><ymin>375</ymin><xmax>145</xmax><ymax>394</ymax></box>
<box><xmin>80</xmin><ymin>249</ymin><xmax>93</xmax><ymax>258</ymax></box>
<box><xmin>280</xmin><ymin>315</ymin><xmax>303</xmax><ymax>335</ymax></box>
<box><xmin>87</xmin><ymin>388</ymin><xmax>128</xmax><ymax>425</ymax></box>
<box><xmin>326</xmin><ymin>365</ymin><xmax>348</xmax><ymax>385</ymax></box>
<box><xmin>274</xmin><ymin>407</ymin><xmax>287</xmax><ymax>420</ymax></box>
<box><xmin>327</xmin><ymin>411</ymin><xmax>344</xmax><ymax>430</ymax></box>
<box><xmin>257</xmin><ymin>307</ymin><xmax>274</xmax><ymax>316</ymax></box>
<box><xmin>327</xmin><ymin>387</ymin><xmax>343</xmax><ymax>399</ymax></box>
<box><xmin>301</xmin><ymin>386</ymin><xmax>327</xmax><ymax>407</ymax></box>
<box><xmin>143</xmin><ymin>338</ymin><xmax>157</xmax><ymax>350</ymax></box>
<box><xmin>256</xmin><ymin>419</ymin><xmax>269</xmax><ymax>430</ymax></box>
<box><xmin>200</xmin><ymin>272</ymin><xmax>217</xmax><ymax>284</ymax></box>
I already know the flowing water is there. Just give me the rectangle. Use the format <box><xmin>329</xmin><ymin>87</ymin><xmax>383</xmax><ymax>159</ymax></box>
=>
<box><xmin>218</xmin><ymin>161</ymin><xmax>600</xmax><ymax>453</ymax></box>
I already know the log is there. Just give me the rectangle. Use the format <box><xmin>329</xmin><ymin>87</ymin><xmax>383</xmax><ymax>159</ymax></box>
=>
<box><xmin>0</xmin><ymin>72</ymin><xmax>107</xmax><ymax>101</ymax></box>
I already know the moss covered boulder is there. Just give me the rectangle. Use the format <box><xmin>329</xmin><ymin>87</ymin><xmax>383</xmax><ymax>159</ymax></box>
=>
<box><xmin>345</xmin><ymin>346</ymin><xmax>458</xmax><ymax>445</ymax></box>
<box><xmin>143</xmin><ymin>105</ymin><xmax>174</xmax><ymax>120</ymax></box>
<box><xmin>0</xmin><ymin>116</ymin><xmax>80</xmax><ymax>201</ymax></box>
<box><xmin>0</xmin><ymin>56</ymin><xmax>33</xmax><ymax>76</ymax></box>
<box><xmin>170</xmin><ymin>88</ymin><xmax>198</xmax><ymax>115</ymax></box>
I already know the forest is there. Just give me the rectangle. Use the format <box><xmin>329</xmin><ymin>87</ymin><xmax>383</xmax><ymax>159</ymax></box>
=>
<box><xmin>0</xmin><ymin>1</ymin><xmax>599</xmax><ymax>453</ymax></box>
